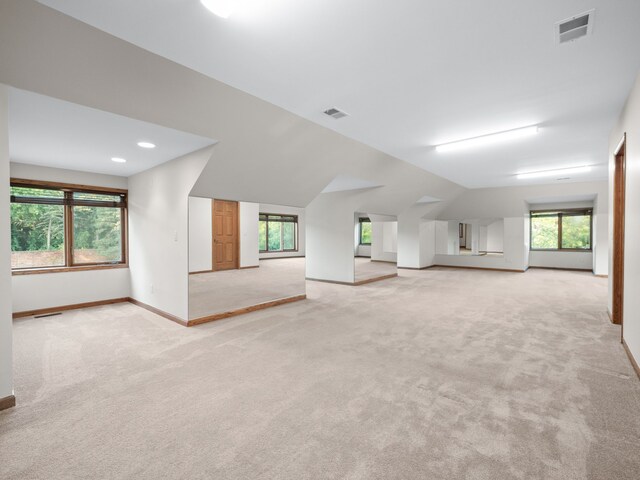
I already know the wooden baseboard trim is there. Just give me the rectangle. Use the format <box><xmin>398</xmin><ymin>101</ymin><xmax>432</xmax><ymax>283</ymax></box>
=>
<box><xmin>354</xmin><ymin>273</ymin><xmax>398</xmax><ymax>285</ymax></box>
<box><xmin>13</xmin><ymin>297</ymin><xmax>129</xmax><ymax>319</ymax></box>
<box><xmin>594</xmin><ymin>274</ymin><xmax>609</xmax><ymax>278</ymax></box>
<box><xmin>307</xmin><ymin>273</ymin><xmax>398</xmax><ymax>286</ymax></box>
<box><xmin>528</xmin><ymin>266</ymin><xmax>593</xmax><ymax>273</ymax></box>
<box><xmin>431</xmin><ymin>265</ymin><xmax>525</xmax><ymax>273</ymax></box>
<box><xmin>127</xmin><ymin>298</ymin><xmax>188</xmax><ymax>327</ymax></box>
<box><xmin>370</xmin><ymin>260</ymin><xmax>397</xmax><ymax>264</ymax></box>
<box><xmin>189</xmin><ymin>270</ymin><xmax>214</xmax><ymax>275</ymax></box>
<box><xmin>239</xmin><ymin>265</ymin><xmax>259</xmax><ymax>270</ymax></box>
<box><xmin>622</xmin><ymin>339</ymin><xmax>640</xmax><ymax>380</ymax></box>
<box><xmin>0</xmin><ymin>394</ymin><xmax>16</xmax><ymax>411</ymax></box>
<box><xmin>397</xmin><ymin>265</ymin><xmax>436</xmax><ymax>270</ymax></box>
<box><xmin>188</xmin><ymin>294</ymin><xmax>307</xmax><ymax>327</ymax></box>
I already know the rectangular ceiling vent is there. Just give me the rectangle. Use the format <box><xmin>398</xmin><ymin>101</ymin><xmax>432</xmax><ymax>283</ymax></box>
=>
<box><xmin>556</xmin><ymin>10</ymin><xmax>594</xmax><ymax>44</ymax></box>
<box><xmin>324</xmin><ymin>107</ymin><xmax>348</xmax><ymax>120</ymax></box>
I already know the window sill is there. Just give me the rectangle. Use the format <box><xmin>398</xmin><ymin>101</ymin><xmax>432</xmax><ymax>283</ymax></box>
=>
<box><xmin>12</xmin><ymin>263</ymin><xmax>128</xmax><ymax>276</ymax></box>
<box><xmin>529</xmin><ymin>249</ymin><xmax>593</xmax><ymax>253</ymax></box>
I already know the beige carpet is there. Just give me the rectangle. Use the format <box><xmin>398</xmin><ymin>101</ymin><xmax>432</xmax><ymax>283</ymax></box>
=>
<box><xmin>354</xmin><ymin>257</ymin><xmax>397</xmax><ymax>282</ymax></box>
<box><xmin>189</xmin><ymin>258</ymin><xmax>306</xmax><ymax>319</ymax></box>
<box><xmin>2</xmin><ymin>268</ymin><xmax>639</xmax><ymax>479</ymax></box>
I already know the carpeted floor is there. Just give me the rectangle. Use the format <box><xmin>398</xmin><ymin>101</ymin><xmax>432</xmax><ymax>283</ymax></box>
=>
<box><xmin>354</xmin><ymin>257</ymin><xmax>397</xmax><ymax>282</ymax></box>
<box><xmin>189</xmin><ymin>258</ymin><xmax>306</xmax><ymax>319</ymax></box>
<box><xmin>2</xmin><ymin>268</ymin><xmax>639</xmax><ymax>479</ymax></box>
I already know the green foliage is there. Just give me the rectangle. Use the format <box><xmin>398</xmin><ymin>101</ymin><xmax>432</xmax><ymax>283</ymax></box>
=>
<box><xmin>258</xmin><ymin>220</ymin><xmax>267</xmax><ymax>251</ymax></box>
<box><xmin>532</xmin><ymin>213</ymin><xmax>591</xmax><ymax>250</ymax></box>
<box><xmin>267</xmin><ymin>221</ymin><xmax>282</xmax><ymax>251</ymax></box>
<box><xmin>531</xmin><ymin>216</ymin><xmax>558</xmax><ymax>249</ymax></box>
<box><xmin>73</xmin><ymin>206</ymin><xmax>122</xmax><ymax>261</ymax></box>
<box><xmin>562</xmin><ymin>215</ymin><xmax>591</xmax><ymax>249</ymax></box>
<box><xmin>360</xmin><ymin>221</ymin><xmax>372</xmax><ymax>244</ymax></box>
<box><xmin>11</xmin><ymin>203</ymin><xmax>65</xmax><ymax>252</ymax></box>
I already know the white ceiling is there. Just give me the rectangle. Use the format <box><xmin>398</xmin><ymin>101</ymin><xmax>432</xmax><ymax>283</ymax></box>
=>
<box><xmin>36</xmin><ymin>0</ymin><xmax>640</xmax><ymax>187</ymax></box>
<box><xmin>9</xmin><ymin>88</ymin><xmax>216</xmax><ymax>176</ymax></box>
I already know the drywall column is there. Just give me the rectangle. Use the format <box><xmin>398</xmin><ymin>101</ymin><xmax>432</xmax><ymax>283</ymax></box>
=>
<box><xmin>397</xmin><ymin>214</ymin><xmax>420</xmax><ymax>268</ymax></box>
<box><xmin>239</xmin><ymin>202</ymin><xmax>259</xmax><ymax>268</ymax></box>
<box><xmin>129</xmin><ymin>146</ymin><xmax>212</xmax><ymax>321</ymax></box>
<box><xmin>471</xmin><ymin>223</ymin><xmax>480</xmax><ymax>255</ymax></box>
<box><xmin>0</xmin><ymin>84</ymin><xmax>14</xmax><ymax>408</ymax></box>
<box><xmin>306</xmin><ymin>193</ymin><xmax>355</xmax><ymax>283</ymax></box>
<box><xmin>448</xmin><ymin>221</ymin><xmax>460</xmax><ymax>255</ymax></box>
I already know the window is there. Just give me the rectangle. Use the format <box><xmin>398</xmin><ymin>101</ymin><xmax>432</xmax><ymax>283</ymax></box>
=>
<box><xmin>359</xmin><ymin>217</ymin><xmax>372</xmax><ymax>245</ymax></box>
<box><xmin>530</xmin><ymin>209</ymin><xmax>592</xmax><ymax>251</ymax></box>
<box><xmin>259</xmin><ymin>213</ymin><xmax>298</xmax><ymax>252</ymax></box>
<box><xmin>10</xmin><ymin>180</ymin><xmax>127</xmax><ymax>272</ymax></box>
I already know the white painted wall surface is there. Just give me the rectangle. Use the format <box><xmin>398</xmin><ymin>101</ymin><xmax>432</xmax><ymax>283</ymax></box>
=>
<box><xmin>486</xmin><ymin>220</ymin><xmax>504</xmax><ymax>252</ymax></box>
<box><xmin>9</xmin><ymin>163</ymin><xmax>131</xmax><ymax>313</ymax></box>
<box><xmin>0</xmin><ymin>84</ymin><xmax>13</xmax><ymax>401</ymax></box>
<box><xmin>305</xmin><ymin>194</ymin><xmax>355</xmax><ymax>283</ymax></box>
<box><xmin>12</xmin><ymin>269</ymin><xmax>130</xmax><ymax>312</ymax></box>
<box><xmin>435</xmin><ymin>221</ymin><xmax>449</xmax><ymax>255</ymax></box>
<box><xmin>129</xmin><ymin>147</ymin><xmax>211</xmax><ymax>320</ymax></box>
<box><xmin>528</xmin><ymin>251</ymin><xmax>593</xmax><ymax>270</ymax></box>
<box><xmin>609</xmin><ymin>72</ymin><xmax>640</xmax><ymax>364</ymax></box>
<box><xmin>188</xmin><ymin>197</ymin><xmax>212</xmax><ymax>272</ymax></box>
<box><xmin>239</xmin><ymin>202</ymin><xmax>259</xmax><ymax>267</ymax></box>
<box><xmin>371</xmin><ymin>221</ymin><xmax>397</xmax><ymax>263</ymax></box>
<box><xmin>419</xmin><ymin>221</ymin><xmax>436</xmax><ymax>268</ymax></box>
<box><xmin>447</xmin><ymin>221</ymin><xmax>460</xmax><ymax>255</ymax></box>
<box><xmin>259</xmin><ymin>203</ymin><xmax>305</xmax><ymax>258</ymax></box>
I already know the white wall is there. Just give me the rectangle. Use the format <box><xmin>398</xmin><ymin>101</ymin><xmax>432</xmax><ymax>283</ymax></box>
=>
<box><xmin>0</xmin><ymin>84</ymin><xmax>13</xmax><ymax>402</ymax></box>
<box><xmin>188</xmin><ymin>197</ymin><xmax>212</xmax><ymax>272</ymax></box>
<box><xmin>9</xmin><ymin>163</ymin><xmax>131</xmax><ymax>313</ymax></box>
<box><xmin>12</xmin><ymin>269</ymin><xmax>130</xmax><ymax>312</ymax></box>
<box><xmin>486</xmin><ymin>220</ymin><xmax>504</xmax><ymax>252</ymax></box>
<box><xmin>528</xmin><ymin>251</ymin><xmax>592</xmax><ymax>270</ymax></box>
<box><xmin>609</xmin><ymin>72</ymin><xmax>640</xmax><ymax>365</ymax></box>
<box><xmin>306</xmin><ymin>193</ymin><xmax>355</xmax><ymax>283</ymax></box>
<box><xmin>371</xmin><ymin>221</ymin><xmax>397</xmax><ymax>263</ymax></box>
<box><xmin>259</xmin><ymin>203</ymin><xmax>305</xmax><ymax>259</ymax></box>
<box><xmin>239</xmin><ymin>202</ymin><xmax>259</xmax><ymax>267</ymax></box>
<box><xmin>419</xmin><ymin>221</ymin><xmax>436</xmax><ymax>268</ymax></box>
<box><xmin>129</xmin><ymin>147</ymin><xmax>212</xmax><ymax>320</ymax></box>
<box><xmin>435</xmin><ymin>221</ymin><xmax>449</xmax><ymax>255</ymax></box>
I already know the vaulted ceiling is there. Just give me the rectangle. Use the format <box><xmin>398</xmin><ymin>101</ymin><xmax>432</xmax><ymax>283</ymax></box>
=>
<box><xmin>37</xmin><ymin>0</ymin><xmax>640</xmax><ymax>187</ymax></box>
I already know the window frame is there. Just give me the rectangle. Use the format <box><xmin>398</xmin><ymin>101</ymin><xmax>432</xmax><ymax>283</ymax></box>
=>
<box><xmin>529</xmin><ymin>208</ymin><xmax>593</xmax><ymax>252</ymax></box>
<box><xmin>10</xmin><ymin>178</ymin><xmax>128</xmax><ymax>275</ymax></box>
<box><xmin>359</xmin><ymin>217</ymin><xmax>372</xmax><ymax>246</ymax></box>
<box><xmin>259</xmin><ymin>213</ymin><xmax>298</xmax><ymax>253</ymax></box>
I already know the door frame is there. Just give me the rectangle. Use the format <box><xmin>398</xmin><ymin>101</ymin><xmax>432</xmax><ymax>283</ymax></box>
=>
<box><xmin>612</xmin><ymin>133</ymin><xmax>626</xmax><ymax>329</ymax></box>
<box><xmin>211</xmin><ymin>199</ymin><xmax>240</xmax><ymax>271</ymax></box>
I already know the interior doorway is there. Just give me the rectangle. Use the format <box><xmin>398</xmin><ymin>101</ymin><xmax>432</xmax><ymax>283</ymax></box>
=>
<box><xmin>612</xmin><ymin>134</ymin><xmax>626</xmax><ymax>328</ymax></box>
<box><xmin>212</xmin><ymin>199</ymin><xmax>239</xmax><ymax>271</ymax></box>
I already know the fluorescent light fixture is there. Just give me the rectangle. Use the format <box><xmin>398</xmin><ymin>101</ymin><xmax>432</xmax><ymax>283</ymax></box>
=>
<box><xmin>435</xmin><ymin>126</ymin><xmax>538</xmax><ymax>153</ymax></box>
<box><xmin>201</xmin><ymin>0</ymin><xmax>235</xmax><ymax>18</ymax></box>
<box><xmin>137</xmin><ymin>141</ymin><xmax>156</xmax><ymax>149</ymax></box>
<box><xmin>111</xmin><ymin>157</ymin><xmax>127</xmax><ymax>163</ymax></box>
<box><xmin>516</xmin><ymin>165</ymin><xmax>591</xmax><ymax>180</ymax></box>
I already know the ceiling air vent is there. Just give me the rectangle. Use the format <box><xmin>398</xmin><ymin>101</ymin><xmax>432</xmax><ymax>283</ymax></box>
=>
<box><xmin>556</xmin><ymin>10</ymin><xmax>594</xmax><ymax>44</ymax></box>
<box><xmin>324</xmin><ymin>107</ymin><xmax>348</xmax><ymax>120</ymax></box>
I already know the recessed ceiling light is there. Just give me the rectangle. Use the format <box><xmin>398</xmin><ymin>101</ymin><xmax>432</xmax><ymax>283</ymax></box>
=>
<box><xmin>111</xmin><ymin>157</ymin><xmax>127</xmax><ymax>163</ymax></box>
<box><xmin>201</xmin><ymin>0</ymin><xmax>234</xmax><ymax>18</ymax></box>
<box><xmin>435</xmin><ymin>126</ymin><xmax>539</xmax><ymax>153</ymax></box>
<box><xmin>516</xmin><ymin>166</ymin><xmax>591</xmax><ymax>180</ymax></box>
<box><xmin>137</xmin><ymin>141</ymin><xmax>156</xmax><ymax>149</ymax></box>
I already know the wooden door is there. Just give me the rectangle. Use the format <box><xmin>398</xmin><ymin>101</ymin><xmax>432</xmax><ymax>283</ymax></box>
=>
<box><xmin>612</xmin><ymin>135</ymin><xmax>626</xmax><ymax>327</ymax></box>
<box><xmin>212</xmin><ymin>200</ymin><xmax>239</xmax><ymax>271</ymax></box>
